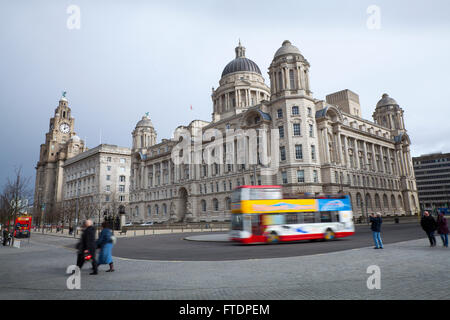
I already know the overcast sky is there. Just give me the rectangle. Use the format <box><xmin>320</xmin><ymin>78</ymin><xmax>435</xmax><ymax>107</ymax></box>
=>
<box><xmin>1</xmin><ymin>0</ymin><xmax>450</xmax><ymax>192</ymax></box>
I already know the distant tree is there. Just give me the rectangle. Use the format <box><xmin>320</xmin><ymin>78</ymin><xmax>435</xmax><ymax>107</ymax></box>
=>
<box><xmin>1</xmin><ymin>167</ymin><xmax>32</xmax><ymax>246</ymax></box>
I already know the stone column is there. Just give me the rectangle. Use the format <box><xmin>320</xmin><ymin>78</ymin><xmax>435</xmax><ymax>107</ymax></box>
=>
<box><xmin>336</xmin><ymin>132</ymin><xmax>343</xmax><ymax>165</ymax></box>
<box><xmin>354</xmin><ymin>139</ymin><xmax>360</xmax><ymax>170</ymax></box>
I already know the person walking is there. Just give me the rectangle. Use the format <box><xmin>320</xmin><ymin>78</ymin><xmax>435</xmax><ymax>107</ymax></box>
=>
<box><xmin>436</xmin><ymin>212</ymin><xmax>449</xmax><ymax>248</ymax></box>
<box><xmin>2</xmin><ymin>228</ymin><xmax>10</xmax><ymax>246</ymax></box>
<box><xmin>96</xmin><ymin>221</ymin><xmax>115</xmax><ymax>272</ymax></box>
<box><xmin>370</xmin><ymin>212</ymin><xmax>383</xmax><ymax>249</ymax></box>
<box><xmin>420</xmin><ymin>211</ymin><xmax>437</xmax><ymax>247</ymax></box>
<box><xmin>76</xmin><ymin>219</ymin><xmax>98</xmax><ymax>275</ymax></box>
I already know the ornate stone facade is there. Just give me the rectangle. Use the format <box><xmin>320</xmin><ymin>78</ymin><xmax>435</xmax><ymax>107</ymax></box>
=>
<box><xmin>34</xmin><ymin>95</ymin><xmax>87</xmax><ymax>221</ymax></box>
<box><xmin>128</xmin><ymin>40</ymin><xmax>419</xmax><ymax>223</ymax></box>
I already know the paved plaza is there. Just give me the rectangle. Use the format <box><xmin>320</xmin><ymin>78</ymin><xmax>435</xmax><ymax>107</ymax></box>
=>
<box><xmin>0</xmin><ymin>227</ymin><xmax>449</xmax><ymax>300</ymax></box>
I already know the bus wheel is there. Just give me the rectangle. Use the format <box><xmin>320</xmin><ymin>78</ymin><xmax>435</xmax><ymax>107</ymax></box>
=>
<box><xmin>267</xmin><ymin>232</ymin><xmax>279</xmax><ymax>243</ymax></box>
<box><xmin>324</xmin><ymin>229</ymin><xmax>336</xmax><ymax>241</ymax></box>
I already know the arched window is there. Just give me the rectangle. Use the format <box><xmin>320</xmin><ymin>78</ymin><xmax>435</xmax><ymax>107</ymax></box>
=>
<box><xmin>213</xmin><ymin>198</ymin><xmax>219</xmax><ymax>211</ymax></box>
<box><xmin>375</xmin><ymin>194</ymin><xmax>381</xmax><ymax>209</ymax></box>
<box><xmin>135</xmin><ymin>206</ymin><xmax>139</xmax><ymax>217</ymax></box>
<box><xmin>383</xmin><ymin>194</ymin><xmax>389</xmax><ymax>209</ymax></box>
<box><xmin>201</xmin><ymin>200</ymin><xmax>206</xmax><ymax>212</ymax></box>
<box><xmin>162</xmin><ymin>203</ymin><xmax>167</xmax><ymax>215</ymax></box>
<box><xmin>365</xmin><ymin>194</ymin><xmax>372</xmax><ymax>209</ymax></box>
<box><xmin>391</xmin><ymin>195</ymin><xmax>396</xmax><ymax>208</ymax></box>
<box><xmin>155</xmin><ymin>204</ymin><xmax>159</xmax><ymax>215</ymax></box>
<box><xmin>225</xmin><ymin>197</ymin><xmax>231</xmax><ymax>210</ymax></box>
<box><xmin>147</xmin><ymin>205</ymin><xmax>151</xmax><ymax>217</ymax></box>
<box><xmin>356</xmin><ymin>193</ymin><xmax>362</xmax><ymax>208</ymax></box>
<box><xmin>398</xmin><ymin>195</ymin><xmax>403</xmax><ymax>209</ymax></box>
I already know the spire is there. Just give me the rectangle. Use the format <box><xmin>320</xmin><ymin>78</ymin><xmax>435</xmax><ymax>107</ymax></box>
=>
<box><xmin>235</xmin><ymin>40</ymin><xmax>246</xmax><ymax>58</ymax></box>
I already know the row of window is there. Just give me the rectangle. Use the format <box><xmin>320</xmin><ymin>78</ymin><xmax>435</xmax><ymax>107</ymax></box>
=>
<box><xmin>280</xmin><ymin>145</ymin><xmax>316</xmax><ymax>161</ymax></box>
<box><xmin>278</xmin><ymin>123</ymin><xmax>314</xmax><ymax>138</ymax></box>
<box><xmin>277</xmin><ymin>106</ymin><xmax>313</xmax><ymax>119</ymax></box>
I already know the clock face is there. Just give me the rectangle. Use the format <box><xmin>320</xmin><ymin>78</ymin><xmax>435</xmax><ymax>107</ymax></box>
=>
<box><xmin>59</xmin><ymin>123</ymin><xmax>70</xmax><ymax>133</ymax></box>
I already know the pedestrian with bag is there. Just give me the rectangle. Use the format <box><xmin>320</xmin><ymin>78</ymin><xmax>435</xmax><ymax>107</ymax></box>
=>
<box><xmin>420</xmin><ymin>211</ymin><xmax>437</xmax><ymax>247</ymax></box>
<box><xmin>96</xmin><ymin>221</ymin><xmax>116</xmax><ymax>272</ymax></box>
<box><xmin>436</xmin><ymin>212</ymin><xmax>449</xmax><ymax>248</ymax></box>
<box><xmin>76</xmin><ymin>219</ymin><xmax>98</xmax><ymax>275</ymax></box>
<box><xmin>2</xmin><ymin>228</ymin><xmax>10</xmax><ymax>246</ymax></box>
<box><xmin>370</xmin><ymin>212</ymin><xmax>383</xmax><ymax>249</ymax></box>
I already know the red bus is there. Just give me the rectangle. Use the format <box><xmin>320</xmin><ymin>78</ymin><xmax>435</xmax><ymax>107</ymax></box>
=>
<box><xmin>14</xmin><ymin>215</ymin><xmax>32</xmax><ymax>238</ymax></box>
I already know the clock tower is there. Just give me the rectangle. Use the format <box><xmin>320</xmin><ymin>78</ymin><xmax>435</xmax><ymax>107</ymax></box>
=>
<box><xmin>34</xmin><ymin>93</ymin><xmax>86</xmax><ymax>222</ymax></box>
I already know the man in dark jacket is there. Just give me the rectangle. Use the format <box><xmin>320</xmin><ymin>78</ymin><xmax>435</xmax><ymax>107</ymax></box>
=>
<box><xmin>76</xmin><ymin>219</ymin><xmax>98</xmax><ymax>275</ymax></box>
<box><xmin>421</xmin><ymin>211</ymin><xmax>437</xmax><ymax>247</ymax></box>
<box><xmin>2</xmin><ymin>228</ymin><xmax>9</xmax><ymax>246</ymax></box>
<box><xmin>370</xmin><ymin>213</ymin><xmax>383</xmax><ymax>249</ymax></box>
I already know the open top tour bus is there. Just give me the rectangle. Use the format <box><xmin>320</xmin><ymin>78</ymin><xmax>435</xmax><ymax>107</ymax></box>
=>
<box><xmin>229</xmin><ymin>185</ymin><xmax>354</xmax><ymax>244</ymax></box>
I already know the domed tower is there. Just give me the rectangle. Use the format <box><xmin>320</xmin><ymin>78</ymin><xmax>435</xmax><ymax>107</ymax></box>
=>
<box><xmin>132</xmin><ymin>114</ymin><xmax>157</xmax><ymax>151</ymax></box>
<box><xmin>269</xmin><ymin>40</ymin><xmax>311</xmax><ymax>99</ymax></box>
<box><xmin>211</xmin><ymin>41</ymin><xmax>270</xmax><ymax>122</ymax></box>
<box><xmin>372</xmin><ymin>93</ymin><xmax>406</xmax><ymax>134</ymax></box>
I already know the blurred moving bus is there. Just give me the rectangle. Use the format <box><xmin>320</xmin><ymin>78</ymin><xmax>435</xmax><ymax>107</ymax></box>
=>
<box><xmin>229</xmin><ymin>185</ymin><xmax>354</xmax><ymax>244</ymax></box>
<box><xmin>14</xmin><ymin>215</ymin><xmax>32</xmax><ymax>238</ymax></box>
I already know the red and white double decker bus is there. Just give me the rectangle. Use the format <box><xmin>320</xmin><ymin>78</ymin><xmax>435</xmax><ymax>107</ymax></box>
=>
<box><xmin>229</xmin><ymin>185</ymin><xmax>354</xmax><ymax>244</ymax></box>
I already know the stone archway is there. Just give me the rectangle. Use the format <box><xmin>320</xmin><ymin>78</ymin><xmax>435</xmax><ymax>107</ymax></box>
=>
<box><xmin>177</xmin><ymin>187</ymin><xmax>191</xmax><ymax>222</ymax></box>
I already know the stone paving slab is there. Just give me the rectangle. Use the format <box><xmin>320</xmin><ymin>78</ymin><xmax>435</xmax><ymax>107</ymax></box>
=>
<box><xmin>0</xmin><ymin>232</ymin><xmax>448</xmax><ymax>300</ymax></box>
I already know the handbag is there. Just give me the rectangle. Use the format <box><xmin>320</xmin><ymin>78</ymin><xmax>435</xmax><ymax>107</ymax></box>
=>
<box><xmin>84</xmin><ymin>250</ymin><xmax>92</xmax><ymax>261</ymax></box>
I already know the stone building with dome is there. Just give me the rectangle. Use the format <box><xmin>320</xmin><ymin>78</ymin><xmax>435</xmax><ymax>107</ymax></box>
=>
<box><xmin>128</xmin><ymin>40</ymin><xmax>419</xmax><ymax>223</ymax></box>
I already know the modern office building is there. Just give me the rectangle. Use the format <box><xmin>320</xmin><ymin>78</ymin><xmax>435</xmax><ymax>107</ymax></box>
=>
<box><xmin>413</xmin><ymin>152</ymin><xmax>450</xmax><ymax>213</ymax></box>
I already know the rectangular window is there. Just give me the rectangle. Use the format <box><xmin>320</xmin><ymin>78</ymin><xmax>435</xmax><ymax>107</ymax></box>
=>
<box><xmin>308</xmin><ymin>107</ymin><xmax>312</xmax><ymax>117</ymax></box>
<box><xmin>282</xmin><ymin>171</ymin><xmax>288</xmax><ymax>184</ymax></box>
<box><xmin>278</xmin><ymin>126</ymin><xmax>284</xmax><ymax>138</ymax></box>
<box><xmin>119</xmin><ymin>185</ymin><xmax>125</xmax><ymax>192</ymax></box>
<box><xmin>106</xmin><ymin>175</ymin><xmax>111</xmax><ymax>181</ymax></box>
<box><xmin>107</xmin><ymin>166</ymin><xmax>111</xmax><ymax>171</ymax></box>
<box><xmin>119</xmin><ymin>175</ymin><xmax>126</xmax><ymax>182</ymax></box>
<box><xmin>295</xmin><ymin>144</ymin><xmax>303</xmax><ymax>160</ymax></box>
<box><xmin>289</xmin><ymin>69</ymin><xmax>295</xmax><ymax>89</ymax></box>
<box><xmin>277</xmin><ymin>109</ymin><xmax>283</xmax><ymax>118</ymax></box>
<box><xmin>302</xmin><ymin>212</ymin><xmax>316</xmax><ymax>224</ymax></box>
<box><xmin>293</xmin><ymin>123</ymin><xmax>301</xmax><ymax>136</ymax></box>
<box><xmin>286</xmin><ymin>213</ymin><xmax>298</xmax><ymax>224</ymax></box>
<box><xmin>120</xmin><ymin>158</ymin><xmax>126</xmax><ymax>164</ymax></box>
<box><xmin>320</xmin><ymin>212</ymin><xmax>332</xmax><ymax>223</ymax></box>
<box><xmin>313</xmin><ymin>170</ymin><xmax>318</xmax><ymax>183</ymax></box>
<box><xmin>311</xmin><ymin>145</ymin><xmax>316</xmax><ymax>160</ymax></box>
<box><xmin>105</xmin><ymin>195</ymin><xmax>110</xmax><ymax>202</ymax></box>
<box><xmin>309</xmin><ymin>124</ymin><xmax>314</xmax><ymax>137</ymax></box>
<box><xmin>280</xmin><ymin>146</ymin><xmax>286</xmax><ymax>161</ymax></box>
<box><xmin>106</xmin><ymin>185</ymin><xmax>110</xmax><ymax>191</ymax></box>
<box><xmin>107</xmin><ymin>157</ymin><xmax>111</xmax><ymax>162</ymax></box>
<box><xmin>292</xmin><ymin>106</ymin><xmax>299</xmax><ymax>115</ymax></box>
<box><xmin>297</xmin><ymin>170</ymin><xmax>305</xmax><ymax>183</ymax></box>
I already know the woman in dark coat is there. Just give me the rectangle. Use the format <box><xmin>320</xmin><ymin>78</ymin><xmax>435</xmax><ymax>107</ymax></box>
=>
<box><xmin>97</xmin><ymin>222</ymin><xmax>115</xmax><ymax>272</ymax></box>
<box><xmin>421</xmin><ymin>211</ymin><xmax>437</xmax><ymax>247</ymax></box>
<box><xmin>436</xmin><ymin>212</ymin><xmax>449</xmax><ymax>248</ymax></box>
